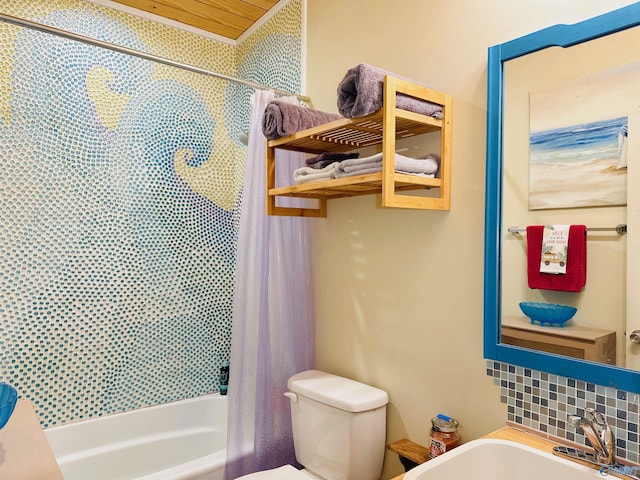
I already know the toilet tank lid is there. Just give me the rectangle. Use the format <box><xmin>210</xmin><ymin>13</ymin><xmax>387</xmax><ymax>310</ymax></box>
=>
<box><xmin>287</xmin><ymin>370</ymin><xmax>389</xmax><ymax>413</ymax></box>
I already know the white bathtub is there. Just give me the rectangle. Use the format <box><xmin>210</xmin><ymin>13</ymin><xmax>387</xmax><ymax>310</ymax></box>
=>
<box><xmin>44</xmin><ymin>394</ymin><xmax>227</xmax><ymax>480</ymax></box>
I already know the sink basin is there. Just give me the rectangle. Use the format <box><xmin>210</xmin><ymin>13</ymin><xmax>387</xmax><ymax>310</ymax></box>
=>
<box><xmin>404</xmin><ymin>439</ymin><xmax>602</xmax><ymax>479</ymax></box>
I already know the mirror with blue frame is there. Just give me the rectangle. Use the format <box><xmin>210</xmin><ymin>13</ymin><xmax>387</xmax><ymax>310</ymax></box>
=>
<box><xmin>484</xmin><ymin>3</ymin><xmax>640</xmax><ymax>392</ymax></box>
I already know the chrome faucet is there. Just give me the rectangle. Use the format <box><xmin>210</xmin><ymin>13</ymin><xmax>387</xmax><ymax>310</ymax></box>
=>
<box><xmin>568</xmin><ymin>408</ymin><xmax>615</xmax><ymax>465</ymax></box>
<box><xmin>553</xmin><ymin>409</ymin><xmax>640</xmax><ymax>479</ymax></box>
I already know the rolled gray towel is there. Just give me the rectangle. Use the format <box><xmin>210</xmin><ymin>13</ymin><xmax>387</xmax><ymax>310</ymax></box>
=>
<box><xmin>337</xmin><ymin>64</ymin><xmax>443</xmax><ymax>119</ymax></box>
<box><xmin>262</xmin><ymin>100</ymin><xmax>342</xmax><ymax>140</ymax></box>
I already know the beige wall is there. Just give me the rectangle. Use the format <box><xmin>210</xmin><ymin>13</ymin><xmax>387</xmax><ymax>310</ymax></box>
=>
<box><xmin>305</xmin><ymin>1</ymin><xmax>638</xmax><ymax>478</ymax></box>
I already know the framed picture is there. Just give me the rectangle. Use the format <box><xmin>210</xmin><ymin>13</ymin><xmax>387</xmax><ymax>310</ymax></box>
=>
<box><xmin>528</xmin><ymin>62</ymin><xmax>640</xmax><ymax>209</ymax></box>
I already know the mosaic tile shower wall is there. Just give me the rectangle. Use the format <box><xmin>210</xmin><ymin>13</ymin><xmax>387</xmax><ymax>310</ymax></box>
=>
<box><xmin>231</xmin><ymin>0</ymin><xmax>303</xmax><ymax>148</ymax></box>
<box><xmin>0</xmin><ymin>0</ymin><xmax>303</xmax><ymax>427</ymax></box>
<box><xmin>487</xmin><ymin>361</ymin><xmax>640</xmax><ymax>464</ymax></box>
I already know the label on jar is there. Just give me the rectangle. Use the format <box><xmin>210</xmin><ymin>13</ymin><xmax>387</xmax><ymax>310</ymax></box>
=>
<box><xmin>428</xmin><ymin>436</ymin><xmax>447</xmax><ymax>459</ymax></box>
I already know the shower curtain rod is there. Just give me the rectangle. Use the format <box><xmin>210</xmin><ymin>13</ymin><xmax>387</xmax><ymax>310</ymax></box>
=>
<box><xmin>0</xmin><ymin>11</ymin><xmax>310</xmax><ymax>102</ymax></box>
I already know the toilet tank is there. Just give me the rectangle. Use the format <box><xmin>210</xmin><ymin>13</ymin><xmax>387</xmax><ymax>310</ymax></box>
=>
<box><xmin>286</xmin><ymin>370</ymin><xmax>389</xmax><ymax>480</ymax></box>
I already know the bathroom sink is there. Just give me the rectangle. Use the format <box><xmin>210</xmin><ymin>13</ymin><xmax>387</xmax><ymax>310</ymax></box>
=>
<box><xmin>404</xmin><ymin>439</ymin><xmax>602</xmax><ymax>479</ymax></box>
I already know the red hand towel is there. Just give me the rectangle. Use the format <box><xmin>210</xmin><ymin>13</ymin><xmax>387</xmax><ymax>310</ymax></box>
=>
<box><xmin>526</xmin><ymin>225</ymin><xmax>587</xmax><ymax>292</ymax></box>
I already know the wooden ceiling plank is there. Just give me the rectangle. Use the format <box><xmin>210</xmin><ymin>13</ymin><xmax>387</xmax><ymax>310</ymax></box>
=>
<box><xmin>153</xmin><ymin>0</ymin><xmax>254</xmax><ymax>29</ymax></box>
<box><xmin>240</xmin><ymin>0</ymin><xmax>280</xmax><ymax>10</ymax></box>
<box><xmin>112</xmin><ymin>0</ymin><xmax>281</xmax><ymax>39</ymax></box>
<box><xmin>196</xmin><ymin>0</ymin><xmax>267</xmax><ymax>21</ymax></box>
<box><xmin>113</xmin><ymin>0</ymin><xmax>244</xmax><ymax>38</ymax></box>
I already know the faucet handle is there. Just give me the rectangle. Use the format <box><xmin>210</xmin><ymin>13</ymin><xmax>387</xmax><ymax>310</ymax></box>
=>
<box><xmin>568</xmin><ymin>414</ymin><xmax>582</xmax><ymax>429</ymax></box>
<box><xmin>585</xmin><ymin>408</ymin><xmax>606</xmax><ymax>426</ymax></box>
<box><xmin>585</xmin><ymin>408</ymin><xmax>612</xmax><ymax>439</ymax></box>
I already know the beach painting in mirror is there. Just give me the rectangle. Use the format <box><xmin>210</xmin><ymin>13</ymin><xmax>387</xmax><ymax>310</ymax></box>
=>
<box><xmin>528</xmin><ymin>62</ymin><xmax>640</xmax><ymax>210</ymax></box>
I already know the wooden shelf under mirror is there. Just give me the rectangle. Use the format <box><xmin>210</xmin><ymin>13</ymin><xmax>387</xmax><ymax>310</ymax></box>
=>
<box><xmin>501</xmin><ymin>317</ymin><xmax>616</xmax><ymax>365</ymax></box>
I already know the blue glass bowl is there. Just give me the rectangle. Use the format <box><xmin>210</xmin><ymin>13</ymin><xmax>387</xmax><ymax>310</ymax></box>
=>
<box><xmin>519</xmin><ymin>302</ymin><xmax>577</xmax><ymax>327</ymax></box>
<box><xmin>0</xmin><ymin>383</ymin><xmax>17</xmax><ymax>429</ymax></box>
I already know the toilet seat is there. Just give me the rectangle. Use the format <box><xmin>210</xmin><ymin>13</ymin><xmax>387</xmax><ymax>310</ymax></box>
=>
<box><xmin>235</xmin><ymin>465</ymin><xmax>316</xmax><ymax>479</ymax></box>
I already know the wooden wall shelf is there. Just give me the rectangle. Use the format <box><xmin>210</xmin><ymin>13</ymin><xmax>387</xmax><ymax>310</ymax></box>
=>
<box><xmin>266</xmin><ymin>76</ymin><xmax>452</xmax><ymax>217</ymax></box>
<box><xmin>387</xmin><ymin>438</ymin><xmax>429</xmax><ymax>472</ymax></box>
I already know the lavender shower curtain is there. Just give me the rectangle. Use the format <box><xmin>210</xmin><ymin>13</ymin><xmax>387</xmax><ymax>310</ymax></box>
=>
<box><xmin>225</xmin><ymin>90</ymin><xmax>315</xmax><ymax>479</ymax></box>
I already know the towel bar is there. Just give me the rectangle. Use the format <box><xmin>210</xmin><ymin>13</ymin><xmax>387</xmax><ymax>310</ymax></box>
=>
<box><xmin>508</xmin><ymin>224</ymin><xmax>627</xmax><ymax>236</ymax></box>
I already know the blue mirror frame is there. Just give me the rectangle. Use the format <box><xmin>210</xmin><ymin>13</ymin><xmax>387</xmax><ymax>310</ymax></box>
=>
<box><xmin>484</xmin><ymin>3</ymin><xmax>640</xmax><ymax>393</ymax></box>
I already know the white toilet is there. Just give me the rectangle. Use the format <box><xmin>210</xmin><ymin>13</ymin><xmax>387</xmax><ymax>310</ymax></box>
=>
<box><xmin>237</xmin><ymin>369</ymin><xmax>389</xmax><ymax>480</ymax></box>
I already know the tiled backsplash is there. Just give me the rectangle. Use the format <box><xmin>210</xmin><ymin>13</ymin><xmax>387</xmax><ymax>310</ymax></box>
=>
<box><xmin>487</xmin><ymin>361</ymin><xmax>640</xmax><ymax>463</ymax></box>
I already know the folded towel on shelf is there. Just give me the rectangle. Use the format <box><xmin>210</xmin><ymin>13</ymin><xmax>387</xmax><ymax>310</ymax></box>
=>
<box><xmin>306</xmin><ymin>151</ymin><xmax>360</xmax><ymax>168</ymax></box>
<box><xmin>293</xmin><ymin>162</ymin><xmax>338</xmax><ymax>184</ymax></box>
<box><xmin>262</xmin><ymin>100</ymin><xmax>342</xmax><ymax>140</ymax></box>
<box><xmin>338</xmin><ymin>152</ymin><xmax>384</xmax><ymax>172</ymax></box>
<box><xmin>526</xmin><ymin>225</ymin><xmax>587</xmax><ymax>292</ymax></box>
<box><xmin>334</xmin><ymin>166</ymin><xmax>436</xmax><ymax>178</ymax></box>
<box><xmin>335</xmin><ymin>165</ymin><xmax>383</xmax><ymax>177</ymax></box>
<box><xmin>396</xmin><ymin>171</ymin><xmax>436</xmax><ymax>178</ymax></box>
<box><xmin>336</xmin><ymin>63</ymin><xmax>444</xmax><ymax>119</ymax></box>
<box><xmin>335</xmin><ymin>152</ymin><xmax>440</xmax><ymax>178</ymax></box>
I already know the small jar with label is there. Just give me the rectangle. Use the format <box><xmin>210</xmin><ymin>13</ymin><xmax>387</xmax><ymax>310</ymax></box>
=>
<box><xmin>428</xmin><ymin>414</ymin><xmax>460</xmax><ymax>459</ymax></box>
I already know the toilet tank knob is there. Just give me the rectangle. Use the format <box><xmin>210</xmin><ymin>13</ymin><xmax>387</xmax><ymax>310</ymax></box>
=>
<box><xmin>283</xmin><ymin>392</ymin><xmax>298</xmax><ymax>403</ymax></box>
